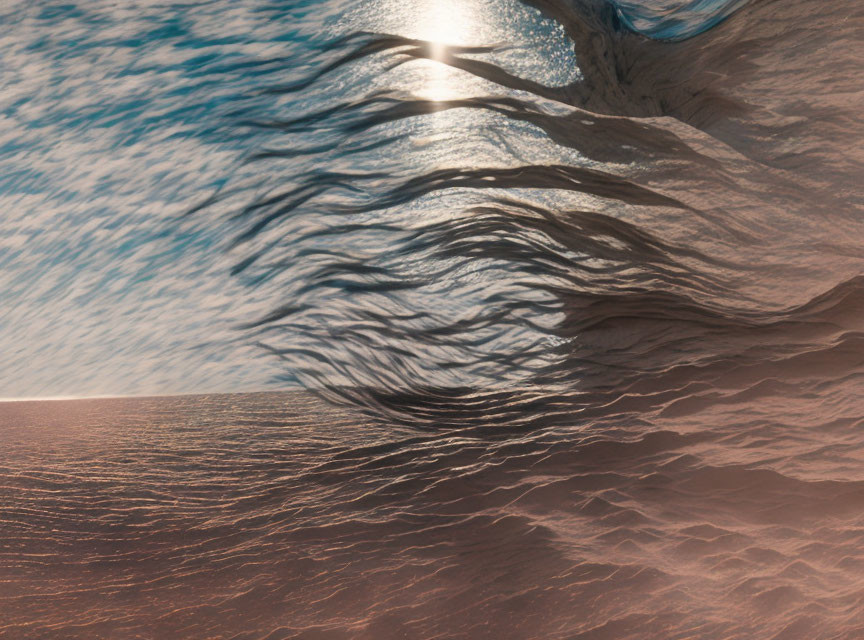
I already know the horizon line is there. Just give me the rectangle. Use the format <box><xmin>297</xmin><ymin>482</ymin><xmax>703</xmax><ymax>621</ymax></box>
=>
<box><xmin>0</xmin><ymin>389</ymin><xmax>289</xmax><ymax>404</ymax></box>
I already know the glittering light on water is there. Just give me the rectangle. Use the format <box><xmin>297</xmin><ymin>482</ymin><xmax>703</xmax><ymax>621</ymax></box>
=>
<box><xmin>414</xmin><ymin>0</ymin><xmax>483</xmax><ymax>101</ymax></box>
<box><xmin>417</xmin><ymin>0</ymin><xmax>478</xmax><ymax>50</ymax></box>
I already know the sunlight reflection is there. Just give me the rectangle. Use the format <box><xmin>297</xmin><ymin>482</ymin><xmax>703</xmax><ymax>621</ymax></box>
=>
<box><xmin>414</xmin><ymin>0</ymin><xmax>482</xmax><ymax>101</ymax></box>
<box><xmin>417</xmin><ymin>0</ymin><xmax>477</xmax><ymax>49</ymax></box>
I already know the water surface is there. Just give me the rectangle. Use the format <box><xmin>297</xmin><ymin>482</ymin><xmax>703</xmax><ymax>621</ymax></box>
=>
<box><xmin>2</xmin><ymin>0</ymin><xmax>864</xmax><ymax>637</ymax></box>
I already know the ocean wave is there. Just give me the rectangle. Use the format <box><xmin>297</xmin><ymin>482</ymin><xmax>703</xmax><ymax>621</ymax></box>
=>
<box><xmin>4</xmin><ymin>2</ymin><xmax>864</xmax><ymax>637</ymax></box>
<box><xmin>611</xmin><ymin>0</ymin><xmax>752</xmax><ymax>40</ymax></box>
<box><xmin>185</xmin><ymin>0</ymin><xmax>864</xmax><ymax>425</ymax></box>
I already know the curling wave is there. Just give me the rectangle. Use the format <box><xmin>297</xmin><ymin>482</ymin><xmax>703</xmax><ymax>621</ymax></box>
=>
<box><xmin>191</xmin><ymin>0</ymin><xmax>864</xmax><ymax>426</ymax></box>
<box><xmin>5</xmin><ymin>2</ymin><xmax>864</xmax><ymax>639</ymax></box>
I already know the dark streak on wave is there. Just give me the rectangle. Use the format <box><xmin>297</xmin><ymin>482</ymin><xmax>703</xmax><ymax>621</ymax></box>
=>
<box><xmin>189</xmin><ymin>0</ymin><xmax>864</xmax><ymax>427</ymax></box>
<box><xmin>6</xmin><ymin>2</ymin><xmax>864</xmax><ymax>638</ymax></box>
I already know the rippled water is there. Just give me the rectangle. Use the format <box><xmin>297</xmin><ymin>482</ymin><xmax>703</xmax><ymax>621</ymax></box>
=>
<box><xmin>3</xmin><ymin>0</ymin><xmax>864</xmax><ymax>637</ymax></box>
<box><xmin>4</xmin><ymin>390</ymin><xmax>864</xmax><ymax>639</ymax></box>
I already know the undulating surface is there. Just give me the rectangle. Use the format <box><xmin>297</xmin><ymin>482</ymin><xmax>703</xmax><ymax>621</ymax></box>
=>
<box><xmin>3</xmin><ymin>390</ymin><xmax>864</xmax><ymax>639</ymax></box>
<box><xmin>3</xmin><ymin>0</ymin><xmax>864</xmax><ymax>637</ymax></box>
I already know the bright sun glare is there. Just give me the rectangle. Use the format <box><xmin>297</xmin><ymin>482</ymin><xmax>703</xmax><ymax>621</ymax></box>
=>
<box><xmin>415</xmin><ymin>0</ymin><xmax>481</xmax><ymax>101</ymax></box>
